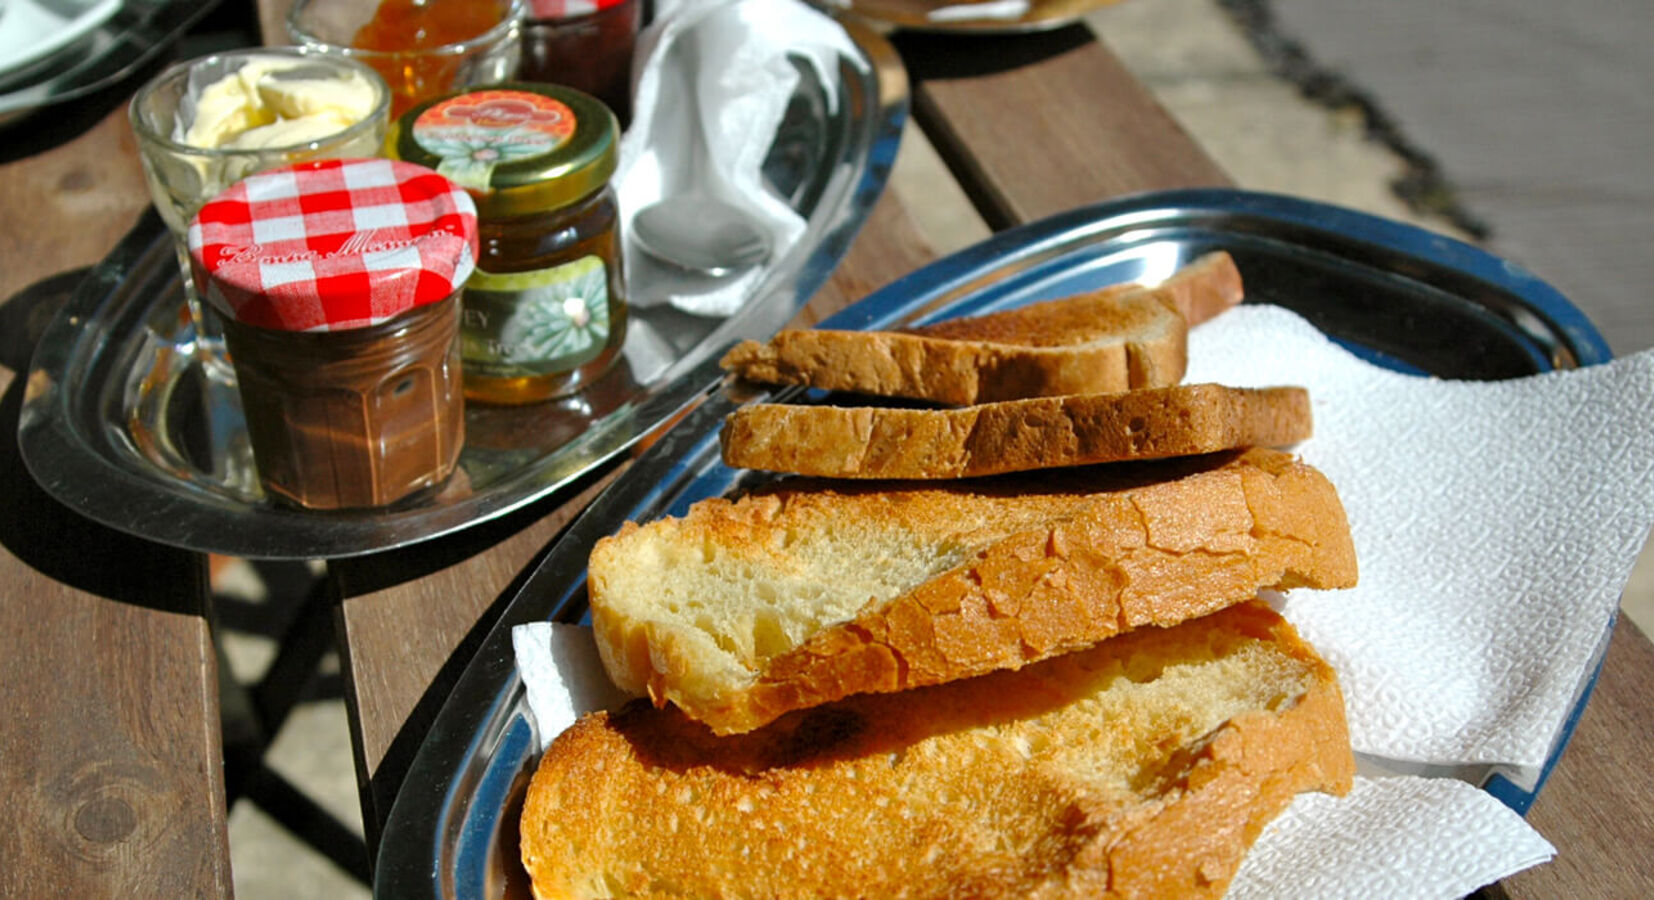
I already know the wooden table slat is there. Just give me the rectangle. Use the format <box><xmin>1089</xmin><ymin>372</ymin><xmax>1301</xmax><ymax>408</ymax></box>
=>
<box><xmin>0</xmin><ymin>107</ymin><xmax>231</xmax><ymax>897</ymax></box>
<box><xmin>895</xmin><ymin>25</ymin><xmax>1232</xmax><ymax>229</ymax></box>
<box><xmin>1499</xmin><ymin>618</ymin><xmax>1654</xmax><ymax>898</ymax></box>
<box><xmin>0</xmin><ymin>563</ymin><xmax>231</xmax><ymax>898</ymax></box>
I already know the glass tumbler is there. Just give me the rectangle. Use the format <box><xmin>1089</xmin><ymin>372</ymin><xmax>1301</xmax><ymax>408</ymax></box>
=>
<box><xmin>128</xmin><ymin>47</ymin><xmax>391</xmax><ymax>371</ymax></box>
<box><xmin>287</xmin><ymin>0</ymin><xmax>525</xmax><ymax>119</ymax></box>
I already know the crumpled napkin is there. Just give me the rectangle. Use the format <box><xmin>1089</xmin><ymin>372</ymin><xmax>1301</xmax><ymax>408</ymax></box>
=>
<box><xmin>1229</xmin><ymin>775</ymin><xmax>1555</xmax><ymax>899</ymax></box>
<box><xmin>616</xmin><ymin>0</ymin><xmax>863</xmax><ymax>316</ymax></box>
<box><xmin>512</xmin><ymin>303</ymin><xmax>1654</xmax><ymax>894</ymax></box>
<box><xmin>1185</xmin><ymin>305</ymin><xmax>1654</xmax><ymax>774</ymax></box>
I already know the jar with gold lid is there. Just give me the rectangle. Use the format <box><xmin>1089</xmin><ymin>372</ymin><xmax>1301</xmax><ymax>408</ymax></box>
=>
<box><xmin>386</xmin><ymin>83</ymin><xmax>625</xmax><ymax>405</ymax></box>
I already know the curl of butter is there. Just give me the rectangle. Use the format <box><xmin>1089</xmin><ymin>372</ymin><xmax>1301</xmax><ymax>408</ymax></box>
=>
<box><xmin>183</xmin><ymin>58</ymin><xmax>378</xmax><ymax>150</ymax></box>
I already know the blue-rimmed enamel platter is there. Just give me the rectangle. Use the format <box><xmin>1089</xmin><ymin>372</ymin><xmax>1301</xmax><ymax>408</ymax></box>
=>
<box><xmin>371</xmin><ymin>188</ymin><xmax>1612</xmax><ymax>898</ymax></box>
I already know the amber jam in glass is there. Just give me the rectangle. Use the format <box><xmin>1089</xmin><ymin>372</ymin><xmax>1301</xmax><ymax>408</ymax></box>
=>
<box><xmin>353</xmin><ymin>0</ymin><xmax>506</xmax><ymax>51</ymax></box>
<box><xmin>345</xmin><ymin>0</ymin><xmax>516</xmax><ymax>118</ymax></box>
<box><xmin>386</xmin><ymin>83</ymin><xmax>627</xmax><ymax>405</ymax></box>
<box><xmin>468</xmin><ymin>184</ymin><xmax>627</xmax><ymax>404</ymax></box>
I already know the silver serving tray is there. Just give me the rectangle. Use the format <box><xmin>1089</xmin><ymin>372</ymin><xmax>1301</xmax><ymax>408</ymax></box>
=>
<box><xmin>17</xmin><ymin>18</ymin><xmax>907</xmax><ymax>559</ymax></box>
<box><xmin>371</xmin><ymin>189</ymin><xmax>1613</xmax><ymax>899</ymax></box>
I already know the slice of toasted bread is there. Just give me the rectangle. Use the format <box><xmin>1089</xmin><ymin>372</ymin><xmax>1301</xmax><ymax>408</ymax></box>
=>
<box><xmin>718</xmin><ymin>252</ymin><xmax>1243</xmax><ymax>405</ymax></box>
<box><xmin>521</xmin><ymin>601</ymin><xmax>1356</xmax><ymax>900</ymax></box>
<box><xmin>588</xmin><ymin>448</ymin><xmax>1356</xmax><ymax>735</ymax></box>
<box><xmin>720</xmin><ymin>383</ymin><xmax>1312</xmax><ymax>479</ymax></box>
<box><xmin>1143</xmin><ymin>249</ymin><xmax>1245</xmax><ymax>326</ymax></box>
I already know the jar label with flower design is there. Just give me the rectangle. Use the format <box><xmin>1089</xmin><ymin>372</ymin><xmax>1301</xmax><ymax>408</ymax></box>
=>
<box><xmin>411</xmin><ymin>90</ymin><xmax>577</xmax><ymax>191</ymax></box>
<box><xmin>460</xmin><ymin>256</ymin><xmax>612</xmax><ymax>377</ymax></box>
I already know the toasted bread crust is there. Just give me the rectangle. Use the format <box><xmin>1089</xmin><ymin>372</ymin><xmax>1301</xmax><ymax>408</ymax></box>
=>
<box><xmin>720</xmin><ymin>383</ymin><xmax>1312</xmax><ymax>479</ymax></box>
<box><xmin>1150</xmin><ymin>250</ymin><xmax>1245</xmax><ymax>326</ymax></box>
<box><xmin>717</xmin><ymin>252</ymin><xmax>1242</xmax><ymax>405</ymax></box>
<box><xmin>588</xmin><ymin>449</ymin><xmax>1357</xmax><ymax>735</ymax></box>
<box><xmin>905</xmin><ymin>282</ymin><xmax>1149</xmax><ymax>347</ymax></box>
<box><xmin>520</xmin><ymin>601</ymin><xmax>1356</xmax><ymax>900</ymax></box>
<box><xmin>719</xmin><ymin>290</ymin><xmax>1183</xmax><ymax>405</ymax></box>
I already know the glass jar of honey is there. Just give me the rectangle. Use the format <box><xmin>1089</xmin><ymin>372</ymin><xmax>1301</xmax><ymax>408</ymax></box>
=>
<box><xmin>387</xmin><ymin>83</ymin><xmax>626</xmax><ymax>405</ymax></box>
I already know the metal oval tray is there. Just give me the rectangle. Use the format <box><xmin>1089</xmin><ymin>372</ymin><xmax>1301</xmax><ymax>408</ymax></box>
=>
<box><xmin>371</xmin><ymin>188</ymin><xmax>1612</xmax><ymax>899</ymax></box>
<box><xmin>16</xmin><ymin>18</ymin><xmax>906</xmax><ymax>560</ymax></box>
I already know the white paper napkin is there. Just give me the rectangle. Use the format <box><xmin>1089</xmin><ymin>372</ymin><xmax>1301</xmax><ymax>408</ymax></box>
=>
<box><xmin>1228</xmin><ymin>776</ymin><xmax>1556</xmax><ymax>899</ymax></box>
<box><xmin>1185</xmin><ymin>305</ymin><xmax>1654</xmax><ymax>772</ymax></box>
<box><xmin>513</xmin><ymin>622</ymin><xmax>634</xmax><ymax>743</ymax></box>
<box><xmin>616</xmin><ymin>0</ymin><xmax>863</xmax><ymax>316</ymax></box>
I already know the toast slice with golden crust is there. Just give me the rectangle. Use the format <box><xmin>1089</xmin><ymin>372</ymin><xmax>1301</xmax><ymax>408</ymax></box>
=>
<box><xmin>587</xmin><ymin>448</ymin><xmax>1356</xmax><ymax>735</ymax></box>
<box><xmin>720</xmin><ymin>383</ymin><xmax>1312</xmax><ymax>479</ymax></box>
<box><xmin>717</xmin><ymin>252</ymin><xmax>1243</xmax><ymax>405</ymax></box>
<box><xmin>1147</xmin><ymin>249</ymin><xmax>1246</xmax><ymax>326</ymax></box>
<box><xmin>520</xmin><ymin>600</ymin><xmax>1356</xmax><ymax>900</ymax></box>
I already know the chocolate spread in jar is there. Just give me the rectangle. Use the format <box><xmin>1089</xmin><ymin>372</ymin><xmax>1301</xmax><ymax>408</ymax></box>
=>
<box><xmin>188</xmin><ymin>157</ymin><xmax>480</xmax><ymax>510</ymax></box>
<box><xmin>224</xmin><ymin>298</ymin><xmax>466</xmax><ymax>509</ymax></box>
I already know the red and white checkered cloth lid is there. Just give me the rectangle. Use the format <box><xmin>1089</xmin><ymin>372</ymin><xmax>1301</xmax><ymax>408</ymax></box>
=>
<box><xmin>187</xmin><ymin>158</ymin><xmax>479</xmax><ymax>333</ymax></box>
<box><xmin>530</xmin><ymin>0</ymin><xmax>630</xmax><ymax>16</ymax></box>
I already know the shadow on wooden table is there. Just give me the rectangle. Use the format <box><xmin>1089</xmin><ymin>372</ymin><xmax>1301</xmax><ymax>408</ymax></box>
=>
<box><xmin>0</xmin><ymin>269</ymin><xmax>85</xmax><ymax>378</ymax></box>
<box><xmin>892</xmin><ymin>23</ymin><xmax>1097</xmax><ymax>80</ymax></box>
<box><xmin>0</xmin><ymin>269</ymin><xmax>207</xmax><ymax>612</ymax></box>
<box><xmin>0</xmin><ymin>58</ymin><xmax>173</xmax><ymax>167</ymax></box>
<box><xmin>332</xmin><ymin>458</ymin><xmax>625</xmax><ymax>851</ymax></box>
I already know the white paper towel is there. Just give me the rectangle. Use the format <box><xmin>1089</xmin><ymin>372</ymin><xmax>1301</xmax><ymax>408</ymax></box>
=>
<box><xmin>1228</xmin><ymin>776</ymin><xmax>1556</xmax><ymax>899</ymax></box>
<box><xmin>1186</xmin><ymin>305</ymin><xmax>1654</xmax><ymax>770</ymax></box>
<box><xmin>514</xmin><ymin>622</ymin><xmax>634</xmax><ymax>745</ymax></box>
<box><xmin>616</xmin><ymin>0</ymin><xmax>863</xmax><ymax>316</ymax></box>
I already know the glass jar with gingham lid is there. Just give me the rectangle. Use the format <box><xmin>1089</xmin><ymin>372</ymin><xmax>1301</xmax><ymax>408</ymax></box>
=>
<box><xmin>188</xmin><ymin>157</ymin><xmax>479</xmax><ymax>510</ymax></box>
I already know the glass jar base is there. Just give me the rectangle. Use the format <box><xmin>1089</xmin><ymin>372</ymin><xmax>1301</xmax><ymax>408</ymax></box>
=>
<box><xmin>261</xmin><ymin>465</ymin><xmax>457</xmax><ymax>511</ymax></box>
<box><xmin>462</xmin><ymin>342</ymin><xmax>623</xmax><ymax>405</ymax></box>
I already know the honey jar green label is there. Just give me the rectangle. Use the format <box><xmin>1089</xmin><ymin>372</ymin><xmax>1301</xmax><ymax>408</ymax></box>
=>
<box><xmin>412</xmin><ymin>90</ymin><xmax>577</xmax><ymax>190</ymax></box>
<box><xmin>460</xmin><ymin>256</ymin><xmax>610</xmax><ymax>378</ymax></box>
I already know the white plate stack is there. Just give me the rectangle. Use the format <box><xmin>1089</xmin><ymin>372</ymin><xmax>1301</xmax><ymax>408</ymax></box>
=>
<box><xmin>0</xmin><ymin>0</ymin><xmax>201</xmax><ymax>127</ymax></box>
